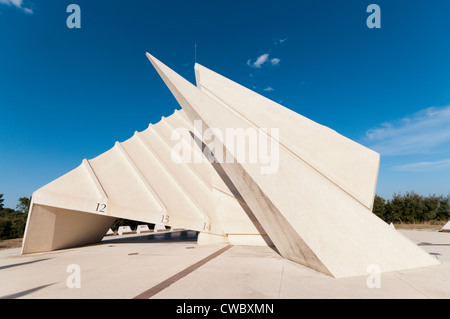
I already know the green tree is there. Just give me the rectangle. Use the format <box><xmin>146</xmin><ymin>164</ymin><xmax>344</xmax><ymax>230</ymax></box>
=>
<box><xmin>374</xmin><ymin>192</ymin><xmax>450</xmax><ymax>224</ymax></box>
<box><xmin>0</xmin><ymin>194</ymin><xmax>4</xmax><ymax>209</ymax></box>
<box><xmin>10</xmin><ymin>216</ymin><xmax>27</xmax><ymax>238</ymax></box>
<box><xmin>0</xmin><ymin>195</ymin><xmax>30</xmax><ymax>239</ymax></box>
<box><xmin>16</xmin><ymin>196</ymin><xmax>31</xmax><ymax>214</ymax></box>
<box><xmin>0</xmin><ymin>218</ymin><xmax>12</xmax><ymax>240</ymax></box>
<box><xmin>387</xmin><ymin>193</ymin><xmax>407</xmax><ymax>223</ymax></box>
<box><xmin>436</xmin><ymin>194</ymin><xmax>450</xmax><ymax>220</ymax></box>
<box><xmin>423</xmin><ymin>194</ymin><xmax>440</xmax><ymax>221</ymax></box>
<box><xmin>372</xmin><ymin>195</ymin><xmax>387</xmax><ymax>220</ymax></box>
<box><xmin>403</xmin><ymin>191</ymin><xmax>425</xmax><ymax>223</ymax></box>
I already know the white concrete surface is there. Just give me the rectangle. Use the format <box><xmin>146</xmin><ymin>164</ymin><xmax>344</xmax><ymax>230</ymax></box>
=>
<box><xmin>146</xmin><ymin>53</ymin><xmax>439</xmax><ymax>278</ymax></box>
<box><xmin>17</xmin><ymin>52</ymin><xmax>442</xmax><ymax>282</ymax></box>
<box><xmin>118</xmin><ymin>226</ymin><xmax>133</xmax><ymax>235</ymax></box>
<box><xmin>153</xmin><ymin>223</ymin><xmax>166</xmax><ymax>232</ymax></box>
<box><xmin>22</xmin><ymin>108</ymin><xmax>267</xmax><ymax>254</ymax></box>
<box><xmin>441</xmin><ymin>221</ymin><xmax>450</xmax><ymax>232</ymax></box>
<box><xmin>194</xmin><ymin>63</ymin><xmax>379</xmax><ymax>210</ymax></box>
<box><xmin>1</xmin><ymin>230</ymin><xmax>449</xmax><ymax>299</ymax></box>
<box><xmin>136</xmin><ymin>225</ymin><xmax>151</xmax><ymax>234</ymax></box>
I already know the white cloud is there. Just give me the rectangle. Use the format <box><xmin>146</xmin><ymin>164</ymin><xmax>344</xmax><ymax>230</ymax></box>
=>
<box><xmin>0</xmin><ymin>0</ymin><xmax>20</xmax><ymax>5</ymax></box>
<box><xmin>393</xmin><ymin>158</ymin><xmax>450</xmax><ymax>172</ymax></box>
<box><xmin>364</xmin><ymin>105</ymin><xmax>450</xmax><ymax>156</ymax></box>
<box><xmin>248</xmin><ymin>53</ymin><xmax>269</xmax><ymax>68</ymax></box>
<box><xmin>270</xmin><ymin>58</ymin><xmax>280</xmax><ymax>66</ymax></box>
<box><xmin>275</xmin><ymin>38</ymin><xmax>288</xmax><ymax>45</ymax></box>
<box><xmin>0</xmin><ymin>0</ymin><xmax>33</xmax><ymax>14</ymax></box>
<box><xmin>247</xmin><ymin>53</ymin><xmax>280</xmax><ymax>69</ymax></box>
<box><xmin>263</xmin><ymin>87</ymin><xmax>274</xmax><ymax>92</ymax></box>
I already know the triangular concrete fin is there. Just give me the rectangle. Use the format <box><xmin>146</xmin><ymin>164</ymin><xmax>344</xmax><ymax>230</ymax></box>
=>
<box><xmin>22</xmin><ymin>107</ymin><xmax>269</xmax><ymax>253</ymax></box>
<box><xmin>146</xmin><ymin>52</ymin><xmax>333</xmax><ymax>275</ymax></box>
<box><xmin>194</xmin><ymin>63</ymin><xmax>379</xmax><ymax>211</ymax></box>
<box><xmin>32</xmin><ymin>161</ymin><xmax>107</xmax><ymax>213</ymax></box>
<box><xmin>147</xmin><ymin>53</ymin><xmax>440</xmax><ymax>278</ymax></box>
<box><xmin>441</xmin><ymin>221</ymin><xmax>450</xmax><ymax>232</ymax></box>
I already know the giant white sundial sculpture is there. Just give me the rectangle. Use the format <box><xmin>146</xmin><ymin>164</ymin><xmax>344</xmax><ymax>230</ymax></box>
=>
<box><xmin>21</xmin><ymin>53</ymin><xmax>439</xmax><ymax>278</ymax></box>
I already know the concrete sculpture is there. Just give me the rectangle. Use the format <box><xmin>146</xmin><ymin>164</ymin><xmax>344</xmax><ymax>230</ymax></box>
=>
<box><xmin>441</xmin><ymin>221</ymin><xmax>450</xmax><ymax>232</ymax></box>
<box><xmin>146</xmin><ymin>53</ymin><xmax>439</xmax><ymax>278</ymax></box>
<box><xmin>118</xmin><ymin>226</ymin><xmax>133</xmax><ymax>236</ymax></box>
<box><xmin>136</xmin><ymin>225</ymin><xmax>151</xmax><ymax>234</ymax></box>
<box><xmin>21</xmin><ymin>108</ymin><xmax>268</xmax><ymax>254</ymax></box>
<box><xmin>153</xmin><ymin>223</ymin><xmax>167</xmax><ymax>232</ymax></box>
<box><xmin>20</xmin><ymin>52</ymin><xmax>439</xmax><ymax>278</ymax></box>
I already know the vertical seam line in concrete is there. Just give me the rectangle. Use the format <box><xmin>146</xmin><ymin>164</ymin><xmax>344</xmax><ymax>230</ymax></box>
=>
<box><xmin>133</xmin><ymin>245</ymin><xmax>233</xmax><ymax>299</ymax></box>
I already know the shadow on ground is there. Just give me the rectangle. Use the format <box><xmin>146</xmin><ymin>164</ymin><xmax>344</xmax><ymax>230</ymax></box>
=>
<box><xmin>101</xmin><ymin>230</ymin><xmax>199</xmax><ymax>244</ymax></box>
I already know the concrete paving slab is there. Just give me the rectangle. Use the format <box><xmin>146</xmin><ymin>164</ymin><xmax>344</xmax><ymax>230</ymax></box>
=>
<box><xmin>1</xmin><ymin>230</ymin><xmax>450</xmax><ymax>299</ymax></box>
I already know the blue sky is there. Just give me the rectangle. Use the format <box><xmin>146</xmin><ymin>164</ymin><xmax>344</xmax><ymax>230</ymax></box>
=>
<box><xmin>1</xmin><ymin>0</ymin><xmax>449</xmax><ymax>209</ymax></box>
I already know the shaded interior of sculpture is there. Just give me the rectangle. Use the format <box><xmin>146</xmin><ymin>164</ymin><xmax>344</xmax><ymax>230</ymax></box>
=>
<box><xmin>20</xmin><ymin>52</ymin><xmax>440</xmax><ymax>279</ymax></box>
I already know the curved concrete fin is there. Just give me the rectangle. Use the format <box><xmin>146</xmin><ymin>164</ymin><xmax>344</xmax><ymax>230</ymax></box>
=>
<box><xmin>194</xmin><ymin>63</ymin><xmax>379</xmax><ymax>211</ymax></box>
<box><xmin>146</xmin><ymin>53</ymin><xmax>440</xmax><ymax>278</ymax></box>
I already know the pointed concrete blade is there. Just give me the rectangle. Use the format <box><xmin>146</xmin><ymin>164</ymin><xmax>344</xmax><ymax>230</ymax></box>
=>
<box><xmin>146</xmin><ymin>53</ymin><xmax>440</xmax><ymax>278</ymax></box>
<box><xmin>194</xmin><ymin>63</ymin><xmax>379</xmax><ymax>211</ymax></box>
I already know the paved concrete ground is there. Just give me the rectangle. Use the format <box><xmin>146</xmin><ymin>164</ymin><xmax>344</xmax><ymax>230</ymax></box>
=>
<box><xmin>0</xmin><ymin>230</ymin><xmax>449</xmax><ymax>299</ymax></box>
